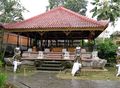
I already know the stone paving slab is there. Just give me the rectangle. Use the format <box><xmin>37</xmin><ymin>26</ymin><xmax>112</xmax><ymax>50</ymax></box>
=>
<box><xmin>81</xmin><ymin>68</ymin><xmax>108</xmax><ymax>71</ymax></box>
<box><xmin>8</xmin><ymin>71</ymin><xmax>120</xmax><ymax>88</ymax></box>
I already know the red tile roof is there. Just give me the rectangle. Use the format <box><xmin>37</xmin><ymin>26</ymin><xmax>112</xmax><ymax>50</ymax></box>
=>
<box><xmin>4</xmin><ymin>6</ymin><xmax>108</xmax><ymax>30</ymax></box>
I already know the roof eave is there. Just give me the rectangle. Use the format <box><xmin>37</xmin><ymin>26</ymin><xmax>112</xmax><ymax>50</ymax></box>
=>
<box><xmin>4</xmin><ymin>26</ymin><xmax>106</xmax><ymax>32</ymax></box>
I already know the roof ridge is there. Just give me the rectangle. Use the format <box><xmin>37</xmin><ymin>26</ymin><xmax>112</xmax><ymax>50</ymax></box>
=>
<box><xmin>4</xmin><ymin>6</ymin><xmax>108</xmax><ymax>29</ymax></box>
<box><xmin>60</xmin><ymin>7</ymin><xmax>108</xmax><ymax>26</ymax></box>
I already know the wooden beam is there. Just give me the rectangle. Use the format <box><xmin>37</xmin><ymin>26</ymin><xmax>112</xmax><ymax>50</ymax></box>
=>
<box><xmin>5</xmin><ymin>27</ymin><xmax>105</xmax><ymax>32</ymax></box>
<box><xmin>39</xmin><ymin>32</ymin><xmax>45</xmax><ymax>36</ymax></box>
<box><xmin>64</xmin><ymin>31</ymin><xmax>71</xmax><ymax>36</ymax></box>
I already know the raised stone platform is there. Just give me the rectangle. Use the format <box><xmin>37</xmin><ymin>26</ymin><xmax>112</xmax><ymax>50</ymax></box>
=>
<box><xmin>81</xmin><ymin>67</ymin><xmax>108</xmax><ymax>72</ymax></box>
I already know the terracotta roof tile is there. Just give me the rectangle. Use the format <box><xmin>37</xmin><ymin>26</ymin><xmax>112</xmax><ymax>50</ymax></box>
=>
<box><xmin>4</xmin><ymin>6</ymin><xmax>108</xmax><ymax>30</ymax></box>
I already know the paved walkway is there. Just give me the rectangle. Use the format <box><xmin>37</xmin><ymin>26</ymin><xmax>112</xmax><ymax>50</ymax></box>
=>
<box><xmin>8</xmin><ymin>71</ymin><xmax>120</xmax><ymax>88</ymax></box>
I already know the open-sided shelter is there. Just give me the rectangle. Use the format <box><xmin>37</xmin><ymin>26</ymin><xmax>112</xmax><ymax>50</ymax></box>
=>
<box><xmin>3</xmin><ymin>6</ymin><xmax>108</xmax><ymax>52</ymax></box>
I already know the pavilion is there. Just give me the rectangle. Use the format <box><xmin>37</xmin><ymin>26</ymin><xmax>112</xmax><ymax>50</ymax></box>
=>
<box><xmin>2</xmin><ymin>6</ymin><xmax>109</xmax><ymax>70</ymax></box>
<box><xmin>3</xmin><ymin>6</ymin><xmax>108</xmax><ymax>52</ymax></box>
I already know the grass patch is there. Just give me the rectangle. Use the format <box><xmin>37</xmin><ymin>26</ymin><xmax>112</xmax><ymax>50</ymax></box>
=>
<box><xmin>0</xmin><ymin>66</ymin><xmax>37</xmax><ymax>77</ymax></box>
<box><xmin>0</xmin><ymin>67</ymin><xmax>37</xmax><ymax>88</ymax></box>
<box><xmin>0</xmin><ymin>73</ymin><xmax>7</xmax><ymax>88</ymax></box>
<box><xmin>57</xmin><ymin>67</ymin><xmax>120</xmax><ymax>80</ymax></box>
<box><xmin>5</xmin><ymin>83</ymin><xmax>17</xmax><ymax>88</ymax></box>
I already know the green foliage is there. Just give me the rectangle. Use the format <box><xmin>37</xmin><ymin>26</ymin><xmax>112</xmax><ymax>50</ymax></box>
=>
<box><xmin>0</xmin><ymin>60</ymin><xmax>3</xmax><ymax>67</ymax></box>
<box><xmin>48</xmin><ymin>0</ymin><xmax>88</xmax><ymax>15</ymax></box>
<box><xmin>0</xmin><ymin>0</ymin><xmax>26</xmax><ymax>23</ymax></box>
<box><xmin>0</xmin><ymin>73</ymin><xmax>7</xmax><ymax>88</ymax></box>
<box><xmin>96</xmin><ymin>38</ymin><xmax>117</xmax><ymax>63</ymax></box>
<box><xmin>0</xmin><ymin>51</ymin><xmax>4</xmax><ymax>61</ymax></box>
<box><xmin>63</xmin><ymin>61</ymin><xmax>73</xmax><ymax>68</ymax></box>
<box><xmin>83</xmin><ymin>40</ymin><xmax>94</xmax><ymax>51</ymax></box>
<box><xmin>91</xmin><ymin>0</ymin><xmax>120</xmax><ymax>26</ymax></box>
<box><xmin>0</xmin><ymin>28</ymin><xmax>6</xmax><ymax>65</ymax></box>
<box><xmin>110</xmin><ymin>31</ymin><xmax>120</xmax><ymax>39</ymax></box>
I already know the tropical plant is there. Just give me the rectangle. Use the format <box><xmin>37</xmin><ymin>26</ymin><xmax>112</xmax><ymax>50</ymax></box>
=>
<box><xmin>91</xmin><ymin>0</ymin><xmax>120</xmax><ymax>25</ymax></box>
<box><xmin>96</xmin><ymin>38</ymin><xmax>118</xmax><ymax>64</ymax></box>
<box><xmin>0</xmin><ymin>0</ymin><xmax>26</xmax><ymax>23</ymax></box>
<box><xmin>48</xmin><ymin>0</ymin><xmax>88</xmax><ymax>15</ymax></box>
<box><xmin>0</xmin><ymin>73</ymin><xmax>7</xmax><ymax>88</ymax></box>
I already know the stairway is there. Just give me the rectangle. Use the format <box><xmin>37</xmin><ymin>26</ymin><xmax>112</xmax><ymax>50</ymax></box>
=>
<box><xmin>36</xmin><ymin>60</ymin><xmax>65</xmax><ymax>71</ymax></box>
<box><xmin>35</xmin><ymin>52</ymin><xmax>75</xmax><ymax>71</ymax></box>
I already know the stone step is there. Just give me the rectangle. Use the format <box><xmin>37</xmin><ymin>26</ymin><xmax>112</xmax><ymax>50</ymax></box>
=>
<box><xmin>43</xmin><ymin>60</ymin><xmax>62</xmax><ymax>64</ymax></box>
<box><xmin>36</xmin><ymin>66</ymin><xmax>65</xmax><ymax>71</ymax></box>
<box><xmin>36</xmin><ymin>60</ymin><xmax>65</xmax><ymax>71</ymax></box>
<box><xmin>41</xmin><ymin>63</ymin><xmax>62</xmax><ymax>67</ymax></box>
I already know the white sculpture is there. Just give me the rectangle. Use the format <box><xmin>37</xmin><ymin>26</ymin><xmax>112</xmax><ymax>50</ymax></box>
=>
<box><xmin>75</xmin><ymin>46</ymin><xmax>81</xmax><ymax>56</ymax></box>
<box><xmin>91</xmin><ymin>50</ymin><xmax>107</xmax><ymax>69</ymax></box>
<box><xmin>28</xmin><ymin>48</ymin><xmax>32</xmax><ymax>56</ymax></box>
<box><xmin>116</xmin><ymin>64</ymin><xmax>120</xmax><ymax>77</ymax></box>
<box><xmin>63</xmin><ymin>51</ymin><xmax>70</xmax><ymax>59</ymax></box>
<box><xmin>13</xmin><ymin>47</ymin><xmax>22</xmax><ymax>72</ymax></box>
<box><xmin>37</xmin><ymin>51</ymin><xmax>44</xmax><ymax>59</ymax></box>
<box><xmin>62</xmin><ymin>48</ymin><xmax>67</xmax><ymax>53</ymax></box>
<box><xmin>14</xmin><ymin>47</ymin><xmax>21</xmax><ymax>56</ymax></box>
<box><xmin>116</xmin><ymin>47</ymin><xmax>120</xmax><ymax>63</ymax></box>
<box><xmin>13</xmin><ymin>61</ymin><xmax>21</xmax><ymax>72</ymax></box>
<box><xmin>44</xmin><ymin>48</ymin><xmax>50</xmax><ymax>53</ymax></box>
<box><xmin>71</xmin><ymin>61</ymin><xmax>82</xmax><ymax>76</ymax></box>
<box><xmin>92</xmin><ymin>51</ymin><xmax>98</xmax><ymax>58</ymax></box>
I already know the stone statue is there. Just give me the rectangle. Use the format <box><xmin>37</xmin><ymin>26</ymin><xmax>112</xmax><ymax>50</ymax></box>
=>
<box><xmin>91</xmin><ymin>50</ymin><xmax>107</xmax><ymax>69</ymax></box>
<box><xmin>13</xmin><ymin>47</ymin><xmax>22</xmax><ymax>72</ymax></box>
<box><xmin>71</xmin><ymin>60</ymin><xmax>82</xmax><ymax>76</ymax></box>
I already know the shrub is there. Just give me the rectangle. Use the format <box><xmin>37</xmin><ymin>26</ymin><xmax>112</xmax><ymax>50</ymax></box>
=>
<box><xmin>0</xmin><ymin>59</ymin><xmax>3</xmax><ymax>75</ymax></box>
<box><xmin>96</xmin><ymin>38</ymin><xmax>118</xmax><ymax>64</ymax></box>
<box><xmin>0</xmin><ymin>73</ymin><xmax>7</xmax><ymax>88</ymax></box>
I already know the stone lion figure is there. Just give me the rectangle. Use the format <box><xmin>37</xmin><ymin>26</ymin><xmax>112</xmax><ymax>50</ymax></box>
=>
<box><xmin>91</xmin><ymin>51</ymin><xmax>107</xmax><ymax>69</ymax></box>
